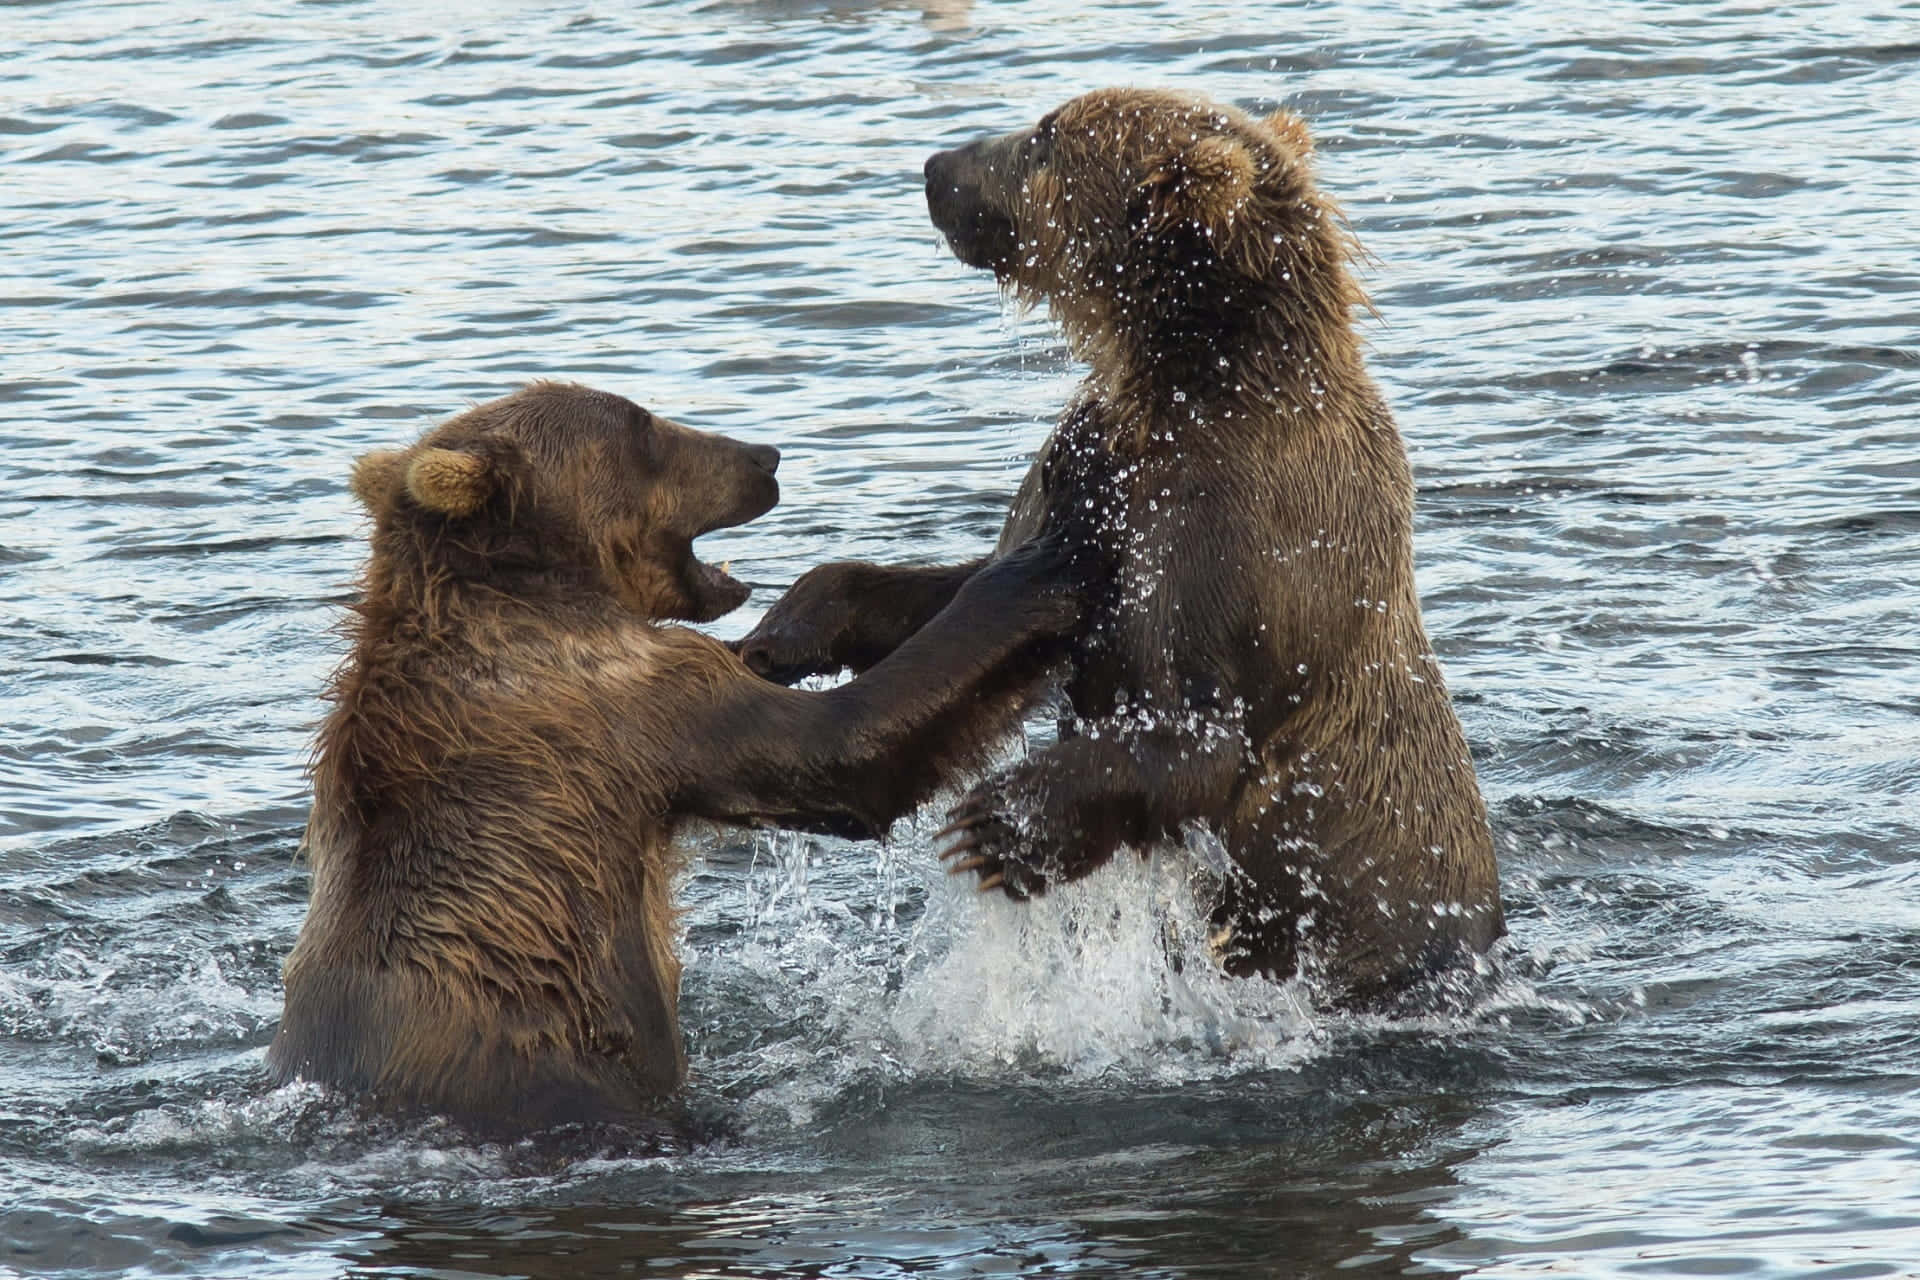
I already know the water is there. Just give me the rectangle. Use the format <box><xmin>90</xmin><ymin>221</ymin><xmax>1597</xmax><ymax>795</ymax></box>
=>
<box><xmin>3</xmin><ymin>0</ymin><xmax>1917</xmax><ymax>1274</ymax></box>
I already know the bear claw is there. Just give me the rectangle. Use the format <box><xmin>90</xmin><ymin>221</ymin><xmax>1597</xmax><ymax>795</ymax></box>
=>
<box><xmin>938</xmin><ymin>835</ymin><xmax>982</xmax><ymax>860</ymax></box>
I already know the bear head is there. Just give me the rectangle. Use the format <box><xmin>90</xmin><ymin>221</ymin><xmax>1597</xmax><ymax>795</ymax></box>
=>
<box><xmin>348</xmin><ymin>381</ymin><xmax>779</xmax><ymax>622</ymax></box>
<box><xmin>924</xmin><ymin>88</ymin><xmax>1360</xmax><ymax>370</ymax></box>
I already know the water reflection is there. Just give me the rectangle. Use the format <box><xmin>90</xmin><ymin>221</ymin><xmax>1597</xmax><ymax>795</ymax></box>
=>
<box><xmin>347</xmin><ymin>1054</ymin><xmax>1490</xmax><ymax>1277</ymax></box>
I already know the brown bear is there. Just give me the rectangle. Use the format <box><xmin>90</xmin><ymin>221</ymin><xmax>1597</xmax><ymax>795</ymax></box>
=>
<box><xmin>739</xmin><ymin>89</ymin><xmax>1503</xmax><ymax>1002</ymax></box>
<box><xmin>268</xmin><ymin>381</ymin><xmax>1086</xmax><ymax>1129</ymax></box>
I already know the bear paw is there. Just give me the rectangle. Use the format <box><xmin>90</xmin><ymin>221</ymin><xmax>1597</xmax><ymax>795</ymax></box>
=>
<box><xmin>934</xmin><ymin>786</ymin><xmax>1051</xmax><ymax>900</ymax></box>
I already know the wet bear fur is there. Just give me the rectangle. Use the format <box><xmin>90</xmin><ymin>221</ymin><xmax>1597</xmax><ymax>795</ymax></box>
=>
<box><xmin>741</xmin><ymin>90</ymin><xmax>1503</xmax><ymax>1001</ymax></box>
<box><xmin>269</xmin><ymin>382</ymin><xmax>1083</xmax><ymax>1129</ymax></box>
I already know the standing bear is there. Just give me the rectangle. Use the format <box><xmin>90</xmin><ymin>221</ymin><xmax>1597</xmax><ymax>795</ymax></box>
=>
<box><xmin>740</xmin><ymin>89</ymin><xmax>1503</xmax><ymax>1001</ymax></box>
<box><xmin>270</xmin><ymin>381</ymin><xmax>1086</xmax><ymax>1129</ymax></box>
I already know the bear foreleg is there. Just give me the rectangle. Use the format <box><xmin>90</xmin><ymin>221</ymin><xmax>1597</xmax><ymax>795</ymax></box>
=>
<box><xmin>936</xmin><ymin>708</ymin><xmax>1247</xmax><ymax>897</ymax></box>
<box><xmin>737</xmin><ymin>558</ymin><xmax>986</xmax><ymax>683</ymax></box>
<box><xmin>681</xmin><ymin>539</ymin><xmax>1084</xmax><ymax>836</ymax></box>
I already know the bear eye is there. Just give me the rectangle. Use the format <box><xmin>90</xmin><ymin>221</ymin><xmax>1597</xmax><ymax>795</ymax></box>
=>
<box><xmin>628</xmin><ymin>404</ymin><xmax>654</xmax><ymax>431</ymax></box>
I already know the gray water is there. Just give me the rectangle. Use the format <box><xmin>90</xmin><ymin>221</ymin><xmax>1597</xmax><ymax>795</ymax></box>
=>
<box><xmin>4</xmin><ymin>1</ymin><xmax>1918</xmax><ymax>1276</ymax></box>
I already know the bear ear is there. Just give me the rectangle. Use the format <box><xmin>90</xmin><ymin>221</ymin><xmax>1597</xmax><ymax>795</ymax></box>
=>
<box><xmin>1136</xmin><ymin>134</ymin><xmax>1258</xmax><ymax>243</ymax></box>
<box><xmin>1263</xmin><ymin>109</ymin><xmax>1315</xmax><ymax>158</ymax></box>
<box><xmin>405</xmin><ymin>446</ymin><xmax>496</xmax><ymax>517</ymax></box>
<box><xmin>348</xmin><ymin>449</ymin><xmax>406</xmax><ymax>514</ymax></box>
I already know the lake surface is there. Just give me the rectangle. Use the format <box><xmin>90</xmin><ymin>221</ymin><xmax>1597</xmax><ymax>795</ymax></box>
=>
<box><xmin>4</xmin><ymin>1</ymin><xmax>1918</xmax><ymax>1275</ymax></box>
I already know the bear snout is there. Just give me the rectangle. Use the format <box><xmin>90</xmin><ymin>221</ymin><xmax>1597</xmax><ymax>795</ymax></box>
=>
<box><xmin>923</xmin><ymin>147</ymin><xmax>964</xmax><ymax>227</ymax></box>
<box><xmin>744</xmin><ymin>442</ymin><xmax>780</xmax><ymax>475</ymax></box>
<box><xmin>925</xmin><ymin>141</ymin><xmax>1020</xmax><ymax>274</ymax></box>
<box><xmin>923</xmin><ymin>147</ymin><xmax>954</xmax><ymax>188</ymax></box>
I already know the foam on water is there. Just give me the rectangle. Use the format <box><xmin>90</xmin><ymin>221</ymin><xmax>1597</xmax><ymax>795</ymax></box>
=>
<box><xmin>65</xmin><ymin>1081</ymin><xmax>334</xmax><ymax>1161</ymax></box>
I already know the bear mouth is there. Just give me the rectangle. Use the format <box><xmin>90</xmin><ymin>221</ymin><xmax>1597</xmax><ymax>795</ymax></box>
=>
<box><xmin>677</xmin><ymin>468</ymin><xmax>778</xmax><ymax>623</ymax></box>
<box><xmin>684</xmin><ymin>546</ymin><xmax>751</xmax><ymax>623</ymax></box>
<box><xmin>932</xmin><ymin>203</ymin><xmax>1019</xmax><ymax>276</ymax></box>
<box><xmin>682</xmin><ymin>498</ymin><xmax>774</xmax><ymax>622</ymax></box>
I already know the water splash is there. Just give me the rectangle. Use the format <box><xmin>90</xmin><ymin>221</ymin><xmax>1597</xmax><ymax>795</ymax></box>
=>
<box><xmin>0</xmin><ymin>952</ymin><xmax>278</xmax><ymax>1065</ymax></box>
<box><xmin>889</xmin><ymin>842</ymin><xmax>1321</xmax><ymax>1079</ymax></box>
<box><xmin>706</xmin><ymin>820</ymin><xmax>1324</xmax><ymax>1101</ymax></box>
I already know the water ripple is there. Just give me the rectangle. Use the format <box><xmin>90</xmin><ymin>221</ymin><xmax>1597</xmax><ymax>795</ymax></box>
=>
<box><xmin>4</xmin><ymin>0</ymin><xmax>1918</xmax><ymax>1276</ymax></box>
